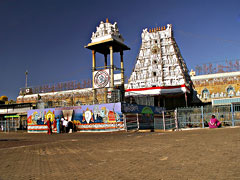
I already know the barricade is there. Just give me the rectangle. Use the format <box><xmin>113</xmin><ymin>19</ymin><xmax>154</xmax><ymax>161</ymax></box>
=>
<box><xmin>0</xmin><ymin>119</ymin><xmax>18</xmax><ymax>132</ymax></box>
<box><xmin>154</xmin><ymin>110</ymin><xmax>177</xmax><ymax>131</ymax></box>
<box><xmin>232</xmin><ymin>103</ymin><xmax>240</xmax><ymax>126</ymax></box>
<box><xmin>177</xmin><ymin>104</ymin><xmax>240</xmax><ymax>128</ymax></box>
<box><xmin>125</xmin><ymin>114</ymin><xmax>139</xmax><ymax>131</ymax></box>
<box><xmin>177</xmin><ymin>107</ymin><xmax>203</xmax><ymax>128</ymax></box>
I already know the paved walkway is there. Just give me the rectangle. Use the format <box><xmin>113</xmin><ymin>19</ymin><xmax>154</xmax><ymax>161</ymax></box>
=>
<box><xmin>0</xmin><ymin>127</ymin><xmax>239</xmax><ymax>180</ymax></box>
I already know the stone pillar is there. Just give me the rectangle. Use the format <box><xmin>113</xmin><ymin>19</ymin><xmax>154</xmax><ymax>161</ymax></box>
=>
<box><xmin>109</xmin><ymin>46</ymin><xmax>114</xmax><ymax>89</ymax></box>
<box><xmin>120</xmin><ymin>50</ymin><xmax>124</xmax><ymax>85</ymax></box>
<box><xmin>120</xmin><ymin>50</ymin><xmax>124</xmax><ymax>101</ymax></box>
<box><xmin>104</xmin><ymin>54</ymin><xmax>108</xmax><ymax>103</ymax></box>
<box><xmin>92</xmin><ymin>50</ymin><xmax>96</xmax><ymax>104</ymax></box>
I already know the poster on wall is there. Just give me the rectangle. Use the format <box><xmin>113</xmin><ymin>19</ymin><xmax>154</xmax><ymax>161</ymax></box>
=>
<box><xmin>27</xmin><ymin>108</ymin><xmax>62</xmax><ymax>133</ymax></box>
<box><xmin>73</xmin><ymin>103</ymin><xmax>124</xmax><ymax>131</ymax></box>
<box><xmin>62</xmin><ymin>110</ymin><xmax>73</xmax><ymax>121</ymax></box>
<box><xmin>27</xmin><ymin>103</ymin><xmax>124</xmax><ymax>132</ymax></box>
<box><xmin>93</xmin><ymin>69</ymin><xmax>110</xmax><ymax>88</ymax></box>
<box><xmin>121</xmin><ymin>103</ymin><xmax>164</xmax><ymax>114</ymax></box>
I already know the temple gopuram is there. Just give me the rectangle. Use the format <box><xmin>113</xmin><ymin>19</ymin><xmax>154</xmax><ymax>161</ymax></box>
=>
<box><xmin>126</xmin><ymin>25</ymin><xmax>193</xmax><ymax>109</ymax></box>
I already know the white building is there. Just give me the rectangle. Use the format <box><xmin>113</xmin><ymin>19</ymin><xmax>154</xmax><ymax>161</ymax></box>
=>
<box><xmin>126</xmin><ymin>25</ymin><xmax>192</xmax><ymax>108</ymax></box>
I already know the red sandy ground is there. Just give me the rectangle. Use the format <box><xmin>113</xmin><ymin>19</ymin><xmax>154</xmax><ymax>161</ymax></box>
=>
<box><xmin>0</xmin><ymin>127</ymin><xmax>239</xmax><ymax>180</ymax></box>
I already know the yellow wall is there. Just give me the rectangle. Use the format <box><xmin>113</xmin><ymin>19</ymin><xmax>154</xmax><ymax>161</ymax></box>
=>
<box><xmin>192</xmin><ymin>75</ymin><xmax>240</xmax><ymax>102</ymax></box>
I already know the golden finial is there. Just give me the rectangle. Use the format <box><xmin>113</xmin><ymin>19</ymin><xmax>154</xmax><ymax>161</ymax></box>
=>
<box><xmin>152</xmin><ymin>28</ymin><xmax>154</xmax><ymax>32</ymax></box>
<box><xmin>164</xmin><ymin>26</ymin><xmax>166</xmax><ymax>30</ymax></box>
<box><xmin>106</xmin><ymin>18</ymin><xmax>109</xmax><ymax>23</ymax></box>
<box><xmin>190</xmin><ymin>69</ymin><xmax>196</xmax><ymax>76</ymax></box>
<box><xmin>154</xmin><ymin>28</ymin><xmax>156</xmax><ymax>32</ymax></box>
<box><xmin>149</xmin><ymin>28</ymin><xmax>151</xmax><ymax>33</ymax></box>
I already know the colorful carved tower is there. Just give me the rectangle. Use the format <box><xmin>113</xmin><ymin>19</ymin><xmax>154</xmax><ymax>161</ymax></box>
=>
<box><xmin>126</xmin><ymin>25</ymin><xmax>192</xmax><ymax>108</ymax></box>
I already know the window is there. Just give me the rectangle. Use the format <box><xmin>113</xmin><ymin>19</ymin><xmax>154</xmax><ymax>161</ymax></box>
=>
<box><xmin>227</xmin><ymin>86</ymin><xmax>235</xmax><ymax>97</ymax></box>
<box><xmin>234</xmin><ymin>104</ymin><xmax>240</xmax><ymax>112</ymax></box>
<box><xmin>153</xmin><ymin>72</ymin><xmax>157</xmax><ymax>76</ymax></box>
<box><xmin>202</xmin><ymin>89</ymin><xmax>209</xmax><ymax>99</ymax></box>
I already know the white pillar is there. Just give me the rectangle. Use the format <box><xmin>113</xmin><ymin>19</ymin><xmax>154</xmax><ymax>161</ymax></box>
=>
<box><xmin>92</xmin><ymin>50</ymin><xmax>96</xmax><ymax>104</ymax></box>
<box><xmin>109</xmin><ymin>46</ymin><xmax>114</xmax><ymax>89</ymax></box>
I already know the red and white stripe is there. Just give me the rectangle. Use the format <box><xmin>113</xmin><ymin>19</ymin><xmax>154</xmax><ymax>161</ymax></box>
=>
<box><xmin>125</xmin><ymin>84</ymin><xmax>190</xmax><ymax>96</ymax></box>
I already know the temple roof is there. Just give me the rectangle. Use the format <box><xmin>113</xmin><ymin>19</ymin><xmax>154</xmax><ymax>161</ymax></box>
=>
<box><xmin>127</xmin><ymin>24</ymin><xmax>191</xmax><ymax>96</ymax></box>
<box><xmin>85</xmin><ymin>19</ymin><xmax>130</xmax><ymax>54</ymax></box>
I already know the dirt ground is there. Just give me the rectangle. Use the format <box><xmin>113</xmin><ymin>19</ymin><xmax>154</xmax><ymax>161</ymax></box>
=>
<box><xmin>0</xmin><ymin>127</ymin><xmax>239</xmax><ymax>180</ymax></box>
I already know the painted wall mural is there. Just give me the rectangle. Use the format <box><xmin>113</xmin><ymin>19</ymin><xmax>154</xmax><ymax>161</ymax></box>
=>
<box><xmin>72</xmin><ymin>103</ymin><xmax>123</xmax><ymax>131</ymax></box>
<box><xmin>27</xmin><ymin>103</ymin><xmax>124</xmax><ymax>133</ymax></box>
<box><xmin>27</xmin><ymin>103</ymin><xmax>164</xmax><ymax>133</ymax></box>
<box><xmin>27</xmin><ymin>108</ymin><xmax>62</xmax><ymax>133</ymax></box>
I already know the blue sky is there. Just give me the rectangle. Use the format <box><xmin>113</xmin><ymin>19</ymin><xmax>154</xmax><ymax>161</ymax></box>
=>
<box><xmin>1</xmin><ymin>0</ymin><xmax>240</xmax><ymax>100</ymax></box>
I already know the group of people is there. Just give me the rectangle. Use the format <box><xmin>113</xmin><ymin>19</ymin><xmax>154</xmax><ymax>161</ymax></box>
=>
<box><xmin>60</xmin><ymin>117</ymin><xmax>75</xmax><ymax>133</ymax></box>
<box><xmin>46</xmin><ymin>117</ymin><xmax>76</xmax><ymax>135</ymax></box>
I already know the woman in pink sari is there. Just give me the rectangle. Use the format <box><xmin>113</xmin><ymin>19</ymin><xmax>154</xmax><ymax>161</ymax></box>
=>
<box><xmin>209</xmin><ymin>114</ymin><xmax>221</xmax><ymax>128</ymax></box>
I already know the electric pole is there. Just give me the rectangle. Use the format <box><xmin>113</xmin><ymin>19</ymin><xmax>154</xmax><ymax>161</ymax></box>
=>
<box><xmin>25</xmin><ymin>70</ymin><xmax>28</xmax><ymax>89</ymax></box>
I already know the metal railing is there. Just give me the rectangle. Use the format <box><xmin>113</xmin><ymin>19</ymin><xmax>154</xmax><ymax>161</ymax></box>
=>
<box><xmin>20</xmin><ymin>79</ymin><xmax>92</xmax><ymax>95</ymax></box>
<box><xmin>125</xmin><ymin>104</ymin><xmax>240</xmax><ymax>131</ymax></box>
<box><xmin>154</xmin><ymin>115</ymin><xmax>164</xmax><ymax>130</ymax></box>
<box><xmin>177</xmin><ymin>104</ymin><xmax>240</xmax><ymax>128</ymax></box>
<box><xmin>125</xmin><ymin>114</ymin><xmax>139</xmax><ymax>131</ymax></box>
<box><xmin>0</xmin><ymin>119</ymin><xmax>19</xmax><ymax>132</ymax></box>
<box><xmin>232</xmin><ymin>103</ymin><xmax>240</xmax><ymax>126</ymax></box>
<box><xmin>35</xmin><ymin>89</ymin><xmax>123</xmax><ymax>108</ymax></box>
<box><xmin>154</xmin><ymin>110</ymin><xmax>177</xmax><ymax>130</ymax></box>
<box><xmin>177</xmin><ymin>106</ymin><xmax>203</xmax><ymax>128</ymax></box>
<box><xmin>125</xmin><ymin>110</ymin><xmax>177</xmax><ymax>131</ymax></box>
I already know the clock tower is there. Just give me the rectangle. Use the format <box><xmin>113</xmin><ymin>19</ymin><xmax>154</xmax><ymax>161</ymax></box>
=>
<box><xmin>85</xmin><ymin>18</ymin><xmax>130</xmax><ymax>104</ymax></box>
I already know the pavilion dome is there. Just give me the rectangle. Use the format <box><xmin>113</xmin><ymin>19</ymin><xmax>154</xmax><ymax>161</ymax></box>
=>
<box><xmin>0</xmin><ymin>96</ymin><xmax>8</xmax><ymax>101</ymax></box>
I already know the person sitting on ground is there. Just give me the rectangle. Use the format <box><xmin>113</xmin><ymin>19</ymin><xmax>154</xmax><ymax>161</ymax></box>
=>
<box><xmin>208</xmin><ymin>114</ymin><xmax>221</xmax><ymax>128</ymax></box>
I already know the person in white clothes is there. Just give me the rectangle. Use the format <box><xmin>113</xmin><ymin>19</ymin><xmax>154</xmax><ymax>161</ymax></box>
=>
<box><xmin>62</xmin><ymin>118</ymin><xmax>68</xmax><ymax>133</ymax></box>
<box><xmin>60</xmin><ymin>117</ymin><xmax>64</xmax><ymax>133</ymax></box>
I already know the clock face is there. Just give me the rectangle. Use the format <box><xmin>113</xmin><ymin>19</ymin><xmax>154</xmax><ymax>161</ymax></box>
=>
<box><xmin>94</xmin><ymin>70</ymin><xmax>110</xmax><ymax>88</ymax></box>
